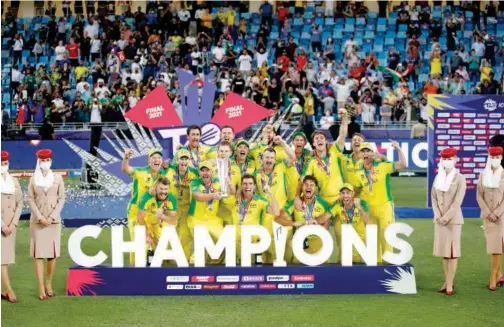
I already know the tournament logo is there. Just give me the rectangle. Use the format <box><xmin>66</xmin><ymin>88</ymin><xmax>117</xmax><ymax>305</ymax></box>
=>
<box><xmin>484</xmin><ymin>99</ymin><xmax>497</xmax><ymax>112</ymax></box>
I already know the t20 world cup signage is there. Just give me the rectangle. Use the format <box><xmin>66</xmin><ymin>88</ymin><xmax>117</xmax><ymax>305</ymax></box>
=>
<box><xmin>64</xmin><ymin>70</ymin><xmax>275</xmax><ymax>196</ymax></box>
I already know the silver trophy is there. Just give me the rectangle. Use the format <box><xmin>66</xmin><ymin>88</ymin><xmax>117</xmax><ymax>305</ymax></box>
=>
<box><xmin>216</xmin><ymin>158</ymin><xmax>229</xmax><ymax>197</ymax></box>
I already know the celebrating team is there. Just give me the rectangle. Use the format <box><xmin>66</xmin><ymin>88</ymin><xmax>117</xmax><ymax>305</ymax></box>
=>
<box><xmin>121</xmin><ymin>109</ymin><xmax>408</xmax><ymax>265</ymax></box>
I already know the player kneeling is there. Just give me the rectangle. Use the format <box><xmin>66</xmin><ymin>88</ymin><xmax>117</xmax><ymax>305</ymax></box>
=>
<box><xmin>275</xmin><ymin>176</ymin><xmax>332</xmax><ymax>264</ymax></box>
<box><xmin>331</xmin><ymin>183</ymin><xmax>371</xmax><ymax>263</ymax></box>
<box><xmin>137</xmin><ymin>177</ymin><xmax>178</xmax><ymax>264</ymax></box>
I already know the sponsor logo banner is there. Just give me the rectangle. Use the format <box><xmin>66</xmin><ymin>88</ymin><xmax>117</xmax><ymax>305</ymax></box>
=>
<box><xmin>166</xmin><ymin>284</ymin><xmax>184</xmax><ymax>290</ymax></box>
<box><xmin>291</xmin><ymin>275</ymin><xmax>315</xmax><ymax>282</ymax></box>
<box><xmin>191</xmin><ymin>276</ymin><xmax>215</xmax><ymax>283</ymax></box>
<box><xmin>278</xmin><ymin>284</ymin><xmax>296</xmax><ymax>289</ymax></box>
<box><xmin>216</xmin><ymin>276</ymin><xmax>240</xmax><ymax>283</ymax></box>
<box><xmin>297</xmin><ymin>283</ymin><xmax>315</xmax><ymax>289</ymax></box>
<box><xmin>184</xmin><ymin>284</ymin><xmax>202</xmax><ymax>290</ymax></box>
<box><xmin>221</xmin><ymin>284</ymin><xmax>239</xmax><ymax>290</ymax></box>
<box><xmin>241</xmin><ymin>276</ymin><xmax>265</xmax><ymax>282</ymax></box>
<box><xmin>240</xmin><ymin>284</ymin><xmax>258</xmax><ymax>289</ymax></box>
<box><xmin>203</xmin><ymin>285</ymin><xmax>220</xmax><ymax>290</ymax></box>
<box><xmin>259</xmin><ymin>284</ymin><xmax>277</xmax><ymax>290</ymax></box>
<box><xmin>266</xmin><ymin>275</ymin><xmax>290</xmax><ymax>282</ymax></box>
<box><xmin>428</xmin><ymin>94</ymin><xmax>504</xmax><ymax>208</ymax></box>
<box><xmin>166</xmin><ymin>276</ymin><xmax>189</xmax><ymax>283</ymax></box>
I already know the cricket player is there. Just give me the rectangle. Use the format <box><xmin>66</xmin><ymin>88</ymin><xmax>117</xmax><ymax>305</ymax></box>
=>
<box><xmin>122</xmin><ymin>147</ymin><xmax>166</xmax><ymax>264</ymax></box>
<box><xmin>211</xmin><ymin>141</ymin><xmax>241</xmax><ymax>225</ymax></box>
<box><xmin>331</xmin><ymin>116</ymin><xmax>387</xmax><ymax>188</ymax></box>
<box><xmin>276</xmin><ymin>175</ymin><xmax>332</xmax><ymax>264</ymax></box>
<box><xmin>188</xmin><ymin>161</ymin><xmax>235</xmax><ymax>264</ymax></box>
<box><xmin>234</xmin><ymin>174</ymin><xmax>279</xmax><ymax>264</ymax></box>
<box><xmin>252</xmin><ymin>148</ymin><xmax>291</xmax><ymax>263</ymax></box>
<box><xmin>162</xmin><ymin>149</ymin><xmax>199</xmax><ymax>260</ymax></box>
<box><xmin>354</xmin><ymin>141</ymin><xmax>407</xmax><ymax>263</ymax></box>
<box><xmin>233</xmin><ymin>139</ymin><xmax>257</xmax><ymax>175</ymax></box>
<box><xmin>330</xmin><ymin>183</ymin><xmax>371</xmax><ymax>263</ymax></box>
<box><xmin>137</xmin><ymin>177</ymin><xmax>178</xmax><ymax>249</ymax></box>
<box><xmin>174</xmin><ymin>125</ymin><xmax>217</xmax><ymax>169</ymax></box>
<box><xmin>298</xmin><ymin>130</ymin><xmax>345</xmax><ymax>206</ymax></box>
<box><xmin>220</xmin><ymin>125</ymin><xmax>236</xmax><ymax>145</ymax></box>
<box><xmin>249</xmin><ymin>124</ymin><xmax>293</xmax><ymax>170</ymax></box>
<box><xmin>291</xmin><ymin>131</ymin><xmax>313</xmax><ymax>175</ymax></box>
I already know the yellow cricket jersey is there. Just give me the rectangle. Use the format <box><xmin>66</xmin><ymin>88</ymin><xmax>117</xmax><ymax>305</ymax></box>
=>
<box><xmin>233</xmin><ymin>194</ymin><xmax>270</xmax><ymax>226</ymax></box>
<box><xmin>249</xmin><ymin>144</ymin><xmax>288</xmax><ymax>171</ymax></box>
<box><xmin>302</xmin><ymin>153</ymin><xmax>344</xmax><ymax>201</ymax></box>
<box><xmin>252</xmin><ymin>161</ymin><xmax>289</xmax><ymax>208</ymax></box>
<box><xmin>331</xmin><ymin>200</ymin><xmax>370</xmax><ymax>238</ymax></box>
<box><xmin>188</xmin><ymin>177</ymin><xmax>222</xmax><ymax>220</ymax></box>
<box><xmin>284</xmin><ymin>196</ymin><xmax>331</xmax><ymax>224</ymax></box>
<box><xmin>284</xmin><ymin>163</ymin><xmax>300</xmax><ymax>201</ymax></box>
<box><xmin>354</xmin><ymin>160</ymin><xmax>395</xmax><ymax>206</ymax></box>
<box><xmin>331</xmin><ymin>144</ymin><xmax>362</xmax><ymax>187</ymax></box>
<box><xmin>232</xmin><ymin>157</ymin><xmax>257</xmax><ymax>175</ymax></box>
<box><xmin>294</xmin><ymin>149</ymin><xmax>313</xmax><ymax>175</ymax></box>
<box><xmin>174</xmin><ymin>145</ymin><xmax>217</xmax><ymax>169</ymax></box>
<box><xmin>162</xmin><ymin>165</ymin><xmax>199</xmax><ymax>208</ymax></box>
<box><xmin>137</xmin><ymin>191</ymin><xmax>178</xmax><ymax>226</ymax></box>
<box><xmin>127</xmin><ymin>166</ymin><xmax>165</xmax><ymax>216</ymax></box>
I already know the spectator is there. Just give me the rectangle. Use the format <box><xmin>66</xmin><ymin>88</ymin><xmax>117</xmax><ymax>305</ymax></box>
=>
<box><xmin>38</xmin><ymin>118</ymin><xmax>56</xmax><ymax>140</ymax></box>
<box><xmin>320</xmin><ymin>109</ymin><xmax>334</xmax><ymax>129</ymax></box>
<box><xmin>411</xmin><ymin>118</ymin><xmax>426</xmax><ymax>139</ymax></box>
<box><xmin>347</xmin><ymin>116</ymin><xmax>361</xmax><ymax>138</ymax></box>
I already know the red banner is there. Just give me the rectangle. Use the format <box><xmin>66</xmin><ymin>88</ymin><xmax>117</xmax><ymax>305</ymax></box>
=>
<box><xmin>211</xmin><ymin>93</ymin><xmax>274</xmax><ymax>133</ymax></box>
<box><xmin>123</xmin><ymin>86</ymin><xmax>183</xmax><ymax>129</ymax></box>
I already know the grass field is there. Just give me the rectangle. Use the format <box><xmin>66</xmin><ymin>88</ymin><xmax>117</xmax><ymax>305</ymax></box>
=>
<box><xmin>2</xmin><ymin>177</ymin><xmax>502</xmax><ymax>327</ymax></box>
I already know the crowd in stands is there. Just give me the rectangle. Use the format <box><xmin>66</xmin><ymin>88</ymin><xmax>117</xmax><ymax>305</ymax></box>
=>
<box><xmin>2</xmin><ymin>1</ymin><xmax>504</xmax><ymax>132</ymax></box>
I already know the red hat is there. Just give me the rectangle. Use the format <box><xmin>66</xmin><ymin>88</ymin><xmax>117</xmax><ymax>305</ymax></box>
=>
<box><xmin>489</xmin><ymin>147</ymin><xmax>503</xmax><ymax>156</ymax></box>
<box><xmin>36</xmin><ymin>149</ymin><xmax>53</xmax><ymax>160</ymax></box>
<box><xmin>440</xmin><ymin>147</ymin><xmax>457</xmax><ymax>159</ymax></box>
<box><xmin>1</xmin><ymin>151</ymin><xmax>9</xmax><ymax>162</ymax></box>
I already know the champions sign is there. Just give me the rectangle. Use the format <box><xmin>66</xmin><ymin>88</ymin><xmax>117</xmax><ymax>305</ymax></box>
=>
<box><xmin>68</xmin><ymin>223</ymin><xmax>414</xmax><ymax>268</ymax></box>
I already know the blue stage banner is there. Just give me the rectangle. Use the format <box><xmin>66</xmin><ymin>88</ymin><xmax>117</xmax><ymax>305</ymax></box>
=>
<box><xmin>427</xmin><ymin>95</ymin><xmax>504</xmax><ymax>208</ymax></box>
<box><xmin>1</xmin><ymin>139</ymin><xmax>428</xmax><ymax>171</ymax></box>
<box><xmin>66</xmin><ymin>264</ymin><xmax>417</xmax><ymax>296</ymax></box>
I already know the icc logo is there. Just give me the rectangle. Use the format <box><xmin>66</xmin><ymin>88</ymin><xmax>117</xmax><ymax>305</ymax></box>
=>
<box><xmin>483</xmin><ymin>99</ymin><xmax>497</xmax><ymax>112</ymax></box>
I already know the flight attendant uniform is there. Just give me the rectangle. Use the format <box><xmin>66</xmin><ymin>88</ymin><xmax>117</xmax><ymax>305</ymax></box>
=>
<box><xmin>27</xmin><ymin>150</ymin><xmax>66</xmax><ymax>259</ymax></box>
<box><xmin>431</xmin><ymin>167</ymin><xmax>466</xmax><ymax>258</ymax></box>
<box><xmin>1</xmin><ymin>151</ymin><xmax>23</xmax><ymax>266</ymax></box>
<box><xmin>476</xmin><ymin>147</ymin><xmax>504</xmax><ymax>289</ymax></box>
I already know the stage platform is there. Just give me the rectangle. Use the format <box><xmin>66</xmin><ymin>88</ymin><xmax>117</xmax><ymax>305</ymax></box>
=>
<box><xmin>18</xmin><ymin>196</ymin><xmax>482</xmax><ymax>227</ymax></box>
<box><xmin>66</xmin><ymin>264</ymin><xmax>417</xmax><ymax>296</ymax></box>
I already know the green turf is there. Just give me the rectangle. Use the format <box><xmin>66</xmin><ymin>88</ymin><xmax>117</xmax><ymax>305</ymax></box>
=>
<box><xmin>3</xmin><ymin>177</ymin><xmax>501</xmax><ymax>327</ymax></box>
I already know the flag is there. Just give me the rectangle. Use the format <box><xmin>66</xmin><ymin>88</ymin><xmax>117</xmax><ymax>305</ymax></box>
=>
<box><xmin>376</xmin><ymin>66</ymin><xmax>403</xmax><ymax>82</ymax></box>
<box><xmin>123</xmin><ymin>86</ymin><xmax>183</xmax><ymax>129</ymax></box>
<box><xmin>211</xmin><ymin>93</ymin><xmax>275</xmax><ymax>133</ymax></box>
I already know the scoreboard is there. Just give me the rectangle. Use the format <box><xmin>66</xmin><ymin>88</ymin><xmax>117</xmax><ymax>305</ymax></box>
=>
<box><xmin>427</xmin><ymin>95</ymin><xmax>504</xmax><ymax>208</ymax></box>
